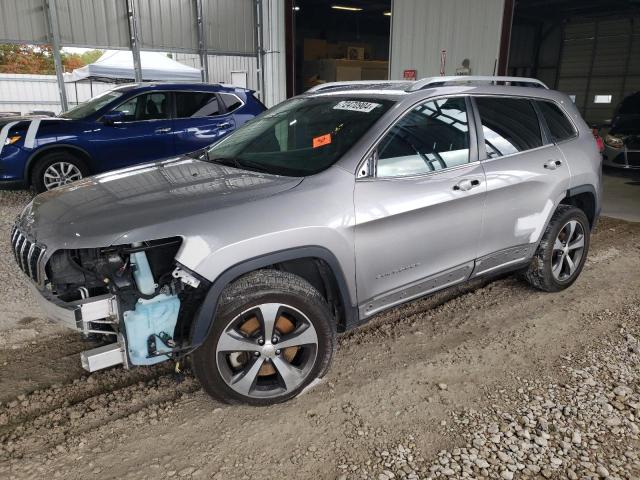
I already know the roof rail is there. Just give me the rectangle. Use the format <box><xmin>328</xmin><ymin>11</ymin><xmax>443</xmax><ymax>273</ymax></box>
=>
<box><xmin>407</xmin><ymin>76</ymin><xmax>549</xmax><ymax>91</ymax></box>
<box><xmin>307</xmin><ymin>80</ymin><xmax>408</xmax><ymax>93</ymax></box>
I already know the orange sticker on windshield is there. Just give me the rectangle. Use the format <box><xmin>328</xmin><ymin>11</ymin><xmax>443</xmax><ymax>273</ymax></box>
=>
<box><xmin>312</xmin><ymin>133</ymin><xmax>332</xmax><ymax>148</ymax></box>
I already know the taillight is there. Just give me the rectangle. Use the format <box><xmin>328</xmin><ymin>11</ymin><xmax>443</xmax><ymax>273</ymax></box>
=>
<box><xmin>592</xmin><ymin>128</ymin><xmax>605</xmax><ymax>153</ymax></box>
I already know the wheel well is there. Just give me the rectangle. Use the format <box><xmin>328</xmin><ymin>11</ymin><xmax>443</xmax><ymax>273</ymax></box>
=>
<box><xmin>560</xmin><ymin>191</ymin><xmax>596</xmax><ymax>227</ymax></box>
<box><xmin>26</xmin><ymin>146</ymin><xmax>91</xmax><ymax>184</ymax></box>
<box><xmin>272</xmin><ymin>258</ymin><xmax>347</xmax><ymax>332</ymax></box>
<box><xmin>190</xmin><ymin>248</ymin><xmax>357</xmax><ymax>346</ymax></box>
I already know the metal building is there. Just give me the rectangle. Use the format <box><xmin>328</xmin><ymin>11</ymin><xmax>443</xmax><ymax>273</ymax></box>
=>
<box><xmin>0</xmin><ymin>0</ymin><xmax>287</xmax><ymax>110</ymax></box>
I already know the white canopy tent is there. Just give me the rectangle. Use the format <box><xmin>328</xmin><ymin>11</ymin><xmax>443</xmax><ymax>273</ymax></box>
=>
<box><xmin>66</xmin><ymin>50</ymin><xmax>202</xmax><ymax>83</ymax></box>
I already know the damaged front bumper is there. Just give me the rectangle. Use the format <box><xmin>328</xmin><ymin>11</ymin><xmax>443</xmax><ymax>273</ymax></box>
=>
<box><xmin>28</xmin><ymin>283</ymin><xmax>119</xmax><ymax>333</ymax></box>
<box><xmin>28</xmin><ymin>282</ymin><xmax>128</xmax><ymax>371</ymax></box>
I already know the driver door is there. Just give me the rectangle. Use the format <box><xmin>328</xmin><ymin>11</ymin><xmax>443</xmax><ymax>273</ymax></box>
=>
<box><xmin>90</xmin><ymin>91</ymin><xmax>175</xmax><ymax>171</ymax></box>
<box><xmin>354</xmin><ymin>96</ymin><xmax>486</xmax><ymax>317</ymax></box>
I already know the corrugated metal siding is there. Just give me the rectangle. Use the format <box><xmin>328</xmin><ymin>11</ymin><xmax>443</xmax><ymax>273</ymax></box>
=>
<box><xmin>0</xmin><ymin>0</ymin><xmax>48</xmax><ymax>44</ymax></box>
<box><xmin>55</xmin><ymin>0</ymin><xmax>130</xmax><ymax>49</ymax></box>
<box><xmin>0</xmin><ymin>0</ymin><xmax>257</xmax><ymax>56</ymax></box>
<box><xmin>558</xmin><ymin>16</ymin><xmax>640</xmax><ymax>124</ymax></box>
<box><xmin>262</xmin><ymin>0</ymin><xmax>286</xmax><ymax>107</ymax></box>
<box><xmin>390</xmin><ymin>0</ymin><xmax>505</xmax><ymax>79</ymax></box>
<box><xmin>202</xmin><ymin>0</ymin><xmax>256</xmax><ymax>55</ymax></box>
<box><xmin>208</xmin><ymin>55</ymin><xmax>259</xmax><ymax>90</ymax></box>
<box><xmin>0</xmin><ymin>73</ymin><xmax>112</xmax><ymax>115</ymax></box>
<box><xmin>173</xmin><ymin>53</ymin><xmax>260</xmax><ymax>92</ymax></box>
<box><xmin>136</xmin><ymin>0</ymin><xmax>198</xmax><ymax>52</ymax></box>
<box><xmin>172</xmin><ymin>0</ymin><xmax>285</xmax><ymax>108</ymax></box>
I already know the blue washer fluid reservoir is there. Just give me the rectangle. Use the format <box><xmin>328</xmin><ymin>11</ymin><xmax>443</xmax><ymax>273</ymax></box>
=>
<box><xmin>123</xmin><ymin>294</ymin><xmax>180</xmax><ymax>365</ymax></box>
<box><xmin>130</xmin><ymin>250</ymin><xmax>156</xmax><ymax>295</ymax></box>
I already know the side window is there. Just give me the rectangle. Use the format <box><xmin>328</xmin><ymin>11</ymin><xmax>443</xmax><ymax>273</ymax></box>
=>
<box><xmin>219</xmin><ymin>93</ymin><xmax>243</xmax><ymax>113</ymax></box>
<box><xmin>112</xmin><ymin>92</ymin><xmax>169</xmax><ymax>122</ymax></box>
<box><xmin>536</xmin><ymin>101</ymin><xmax>576</xmax><ymax>142</ymax></box>
<box><xmin>475</xmin><ymin>97</ymin><xmax>543</xmax><ymax>158</ymax></box>
<box><xmin>175</xmin><ymin>92</ymin><xmax>221</xmax><ymax>118</ymax></box>
<box><xmin>376</xmin><ymin>97</ymin><xmax>470</xmax><ymax>177</ymax></box>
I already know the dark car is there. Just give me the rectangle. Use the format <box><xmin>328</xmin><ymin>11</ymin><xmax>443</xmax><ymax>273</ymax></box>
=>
<box><xmin>0</xmin><ymin>83</ymin><xmax>266</xmax><ymax>192</ymax></box>
<box><xmin>601</xmin><ymin>91</ymin><xmax>640</xmax><ymax>169</ymax></box>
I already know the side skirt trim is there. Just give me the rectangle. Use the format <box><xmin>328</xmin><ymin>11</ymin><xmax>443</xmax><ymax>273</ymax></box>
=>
<box><xmin>472</xmin><ymin>244</ymin><xmax>535</xmax><ymax>277</ymax></box>
<box><xmin>359</xmin><ymin>262</ymin><xmax>474</xmax><ymax>319</ymax></box>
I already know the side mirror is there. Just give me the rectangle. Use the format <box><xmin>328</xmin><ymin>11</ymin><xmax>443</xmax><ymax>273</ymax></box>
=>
<box><xmin>102</xmin><ymin>111</ymin><xmax>126</xmax><ymax>125</ymax></box>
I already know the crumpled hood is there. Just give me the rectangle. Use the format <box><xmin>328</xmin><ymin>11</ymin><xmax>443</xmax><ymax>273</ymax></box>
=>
<box><xmin>16</xmin><ymin>156</ymin><xmax>302</xmax><ymax>250</ymax></box>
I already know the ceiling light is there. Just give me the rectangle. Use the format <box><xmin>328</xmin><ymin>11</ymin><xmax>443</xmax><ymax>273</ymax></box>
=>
<box><xmin>293</xmin><ymin>6</ymin><xmax>300</xmax><ymax>11</ymax></box>
<box><xmin>383</xmin><ymin>11</ymin><xmax>391</xmax><ymax>16</ymax></box>
<box><xmin>331</xmin><ymin>5</ymin><xmax>363</xmax><ymax>12</ymax></box>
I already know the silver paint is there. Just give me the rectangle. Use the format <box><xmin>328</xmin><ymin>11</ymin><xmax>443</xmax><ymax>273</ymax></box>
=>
<box><xmin>15</xmin><ymin>81</ymin><xmax>601</xmax><ymax>323</ymax></box>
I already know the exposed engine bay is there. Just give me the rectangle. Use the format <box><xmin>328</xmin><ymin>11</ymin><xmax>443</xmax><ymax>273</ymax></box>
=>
<box><xmin>46</xmin><ymin>238</ymin><xmax>208</xmax><ymax>367</ymax></box>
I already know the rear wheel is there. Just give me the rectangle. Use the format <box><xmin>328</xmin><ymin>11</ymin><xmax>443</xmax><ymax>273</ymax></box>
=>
<box><xmin>523</xmin><ymin>205</ymin><xmax>590</xmax><ymax>292</ymax></box>
<box><xmin>31</xmin><ymin>151</ymin><xmax>89</xmax><ymax>193</ymax></box>
<box><xmin>192</xmin><ymin>270</ymin><xmax>336</xmax><ymax>405</ymax></box>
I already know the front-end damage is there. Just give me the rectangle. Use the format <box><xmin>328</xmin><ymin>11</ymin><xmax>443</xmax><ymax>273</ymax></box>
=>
<box><xmin>33</xmin><ymin>237</ymin><xmax>210</xmax><ymax>372</ymax></box>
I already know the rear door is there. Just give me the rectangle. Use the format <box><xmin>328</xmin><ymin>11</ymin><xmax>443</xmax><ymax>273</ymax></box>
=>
<box><xmin>91</xmin><ymin>91</ymin><xmax>175</xmax><ymax>170</ymax></box>
<box><xmin>173</xmin><ymin>91</ymin><xmax>236</xmax><ymax>155</ymax></box>
<box><xmin>354</xmin><ymin>96</ymin><xmax>486</xmax><ymax>317</ymax></box>
<box><xmin>472</xmin><ymin>96</ymin><xmax>571</xmax><ymax>276</ymax></box>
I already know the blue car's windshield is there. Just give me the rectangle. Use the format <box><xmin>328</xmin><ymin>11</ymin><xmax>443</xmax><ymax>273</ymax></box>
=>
<box><xmin>206</xmin><ymin>96</ymin><xmax>394</xmax><ymax>176</ymax></box>
<box><xmin>59</xmin><ymin>90</ymin><xmax>124</xmax><ymax>120</ymax></box>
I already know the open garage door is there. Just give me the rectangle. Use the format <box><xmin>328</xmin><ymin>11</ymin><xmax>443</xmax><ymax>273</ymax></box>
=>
<box><xmin>509</xmin><ymin>1</ymin><xmax>640</xmax><ymax>125</ymax></box>
<box><xmin>558</xmin><ymin>18</ymin><xmax>640</xmax><ymax>125</ymax></box>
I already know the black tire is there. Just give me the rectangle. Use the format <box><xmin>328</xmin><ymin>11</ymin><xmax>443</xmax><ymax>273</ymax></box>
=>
<box><xmin>523</xmin><ymin>205</ymin><xmax>590</xmax><ymax>292</ymax></box>
<box><xmin>192</xmin><ymin>269</ymin><xmax>336</xmax><ymax>405</ymax></box>
<box><xmin>31</xmin><ymin>151</ymin><xmax>90</xmax><ymax>193</ymax></box>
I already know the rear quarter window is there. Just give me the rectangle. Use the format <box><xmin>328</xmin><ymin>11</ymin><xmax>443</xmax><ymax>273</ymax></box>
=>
<box><xmin>536</xmin><ymin>100</ymin><xmax>576</xmax><ymax>142</ymax></box>
<box><xmin>220</xmin><ymin>93</ymin><xmax>244</xmax><ymax>113</ymax></box>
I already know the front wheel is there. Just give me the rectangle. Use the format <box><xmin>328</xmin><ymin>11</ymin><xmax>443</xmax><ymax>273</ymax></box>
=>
<box><xmin>522</xmin><ymin>205</ymin><xmax>590</xmax><ymax>292</ymax></box>
<box><xmin>31</xmin><ymin>151</ymin><xmax>89</xmax><ymax>193</ymax></box>
<box><xmin>192</xmin><ymin>270</ymin><xmax>336</xmax><ymax>405</ymax></box>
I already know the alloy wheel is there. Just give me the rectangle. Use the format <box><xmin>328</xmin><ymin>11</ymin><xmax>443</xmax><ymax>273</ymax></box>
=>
<box><xmin>216</xmin><ymin>303</ymin><xmax>319</xmax><ymax>399</ymax></box>
<box><xmin>43</xmin><ymin>161</ymin><xmax>83</xmax><ymax>190</ymax></box>
<box><xmin>551</xmin><ymin>219</ymin><xmax>585</xmax><ymax>282</ymax></box>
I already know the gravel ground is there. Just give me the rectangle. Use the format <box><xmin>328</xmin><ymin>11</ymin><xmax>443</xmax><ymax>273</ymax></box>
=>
<box><xmin>0</xmin><ymin>191</ymin><xmax>639</xmax><ymax>480</ymax></box>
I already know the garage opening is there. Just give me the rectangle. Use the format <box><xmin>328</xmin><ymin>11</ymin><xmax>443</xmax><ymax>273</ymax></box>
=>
<box><xmin>508</xmin><ymin>0</ymin><xmax>640</xmax><ymax>126</ymax></box>
<box><xmin>287</xmin><ymin>0</ymin><xmax>392</xmax><ymax>95</ymax></box>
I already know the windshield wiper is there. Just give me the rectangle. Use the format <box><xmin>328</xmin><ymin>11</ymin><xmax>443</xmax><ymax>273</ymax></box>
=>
<box><xmin>208</xmin><ymin>156</ymin><xmax>242</xmax><ymax>168</ymax></box>
<box><xmin>208</xmin><ymin>156</ymin><xmax>270</xmax><ymax>174</ymax></box>
<box><xmin>187</xmin><ymin>148</ymin><xmax>210</xmax><ymax>161</ymax></box>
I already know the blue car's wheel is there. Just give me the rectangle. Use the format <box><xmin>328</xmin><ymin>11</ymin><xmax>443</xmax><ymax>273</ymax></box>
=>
<box><xmin>32</xmin><ymin>151</ymin><xmax>89</xmax><ymax>193</ymax></box>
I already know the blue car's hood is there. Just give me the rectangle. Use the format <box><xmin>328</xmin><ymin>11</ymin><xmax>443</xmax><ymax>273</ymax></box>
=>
<box><xmin>17</xmin><ymin>156</ymin><xmax>303</xmax><ymax>249</ymax></box>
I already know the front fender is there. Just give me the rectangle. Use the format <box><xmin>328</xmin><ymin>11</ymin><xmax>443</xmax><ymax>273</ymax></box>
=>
<box><xmin>189</xmin><ymin>245</ymin><xmax>357</xmax><ymax>346</ymax></box>
<box><xmin>24</xmin><ymin>143</ymin><xmax>92</xmax><ymax>182</ymax></box>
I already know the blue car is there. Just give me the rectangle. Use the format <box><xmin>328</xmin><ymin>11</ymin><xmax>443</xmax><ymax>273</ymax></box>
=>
<box><xmin>0</xmin><ymin>83</ymin><xmax>266</xmax><ymax>192</ymax></box>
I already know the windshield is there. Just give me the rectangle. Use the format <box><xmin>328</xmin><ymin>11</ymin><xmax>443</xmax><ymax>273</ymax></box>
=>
<box><xmin>59</xmin><ymin>89</ymin><xmax>124</xmax><ymax>120</ymax></box>
<box><xmin>206</xmin><ymin>96</ymin><xmax>394</xmax><ymax>176</ymax></box>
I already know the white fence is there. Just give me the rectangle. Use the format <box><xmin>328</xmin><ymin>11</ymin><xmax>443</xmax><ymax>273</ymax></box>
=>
<box><xmin>0</xmin><ymin>73</ymin><xmax>113</xmax><ymax>115</ymax></box>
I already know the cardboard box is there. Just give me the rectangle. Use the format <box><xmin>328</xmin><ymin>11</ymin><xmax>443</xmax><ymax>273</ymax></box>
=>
<box><xmin>304</xmin><ymin>39</ymin><xmax>328</xmax><ymax>60</ymax></box>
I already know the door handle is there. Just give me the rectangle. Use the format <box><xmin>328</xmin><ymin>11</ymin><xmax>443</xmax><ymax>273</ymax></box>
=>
<box><xmin>453</xmin><ymin>179</ymin><xmax>481</xmax><ymax>191</ymax></box>
<box><xmin>544</xmin><ymin>159</ymin><xmax>562</xmax><ymax>170</ymax></box>
<box><xmin>217</xmin><ymin>122</ymin><xmax>233</xmax><ymax>129</ymax></box>
<box><xmin>155</xmin><ymin>127</ymin><xmax>172</xmax><ymax>134</ymax></box>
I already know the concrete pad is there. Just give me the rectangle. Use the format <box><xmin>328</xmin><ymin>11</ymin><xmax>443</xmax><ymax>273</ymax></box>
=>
<box><xmin>601</xmin><ymin>168</ymin><xmax>640</xmax><ymax>223</ymax></box>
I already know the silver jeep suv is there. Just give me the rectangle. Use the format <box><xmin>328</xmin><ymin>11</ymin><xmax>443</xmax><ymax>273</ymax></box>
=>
<box><xmin>11</xmin><ymin>76</ymin><xmax>602</xmax><ymax>405</ymax></box>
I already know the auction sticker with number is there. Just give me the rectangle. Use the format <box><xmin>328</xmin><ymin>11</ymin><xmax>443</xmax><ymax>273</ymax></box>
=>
<box><xmin>313</xmin><ymin>133</ymin><xmax>332</xmax><ymax>148</ymax></box>
<box><xmin>333</xmin><ymin>100</ymin><xmax>381</xmax><ymax>113</ymax></box>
